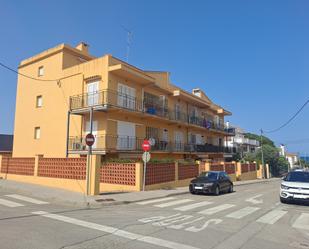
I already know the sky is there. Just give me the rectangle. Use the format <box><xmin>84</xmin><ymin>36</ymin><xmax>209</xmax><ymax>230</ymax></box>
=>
<box><xmin>0</xmin><ymin>0</ymin><xmax>308</xmax><ymax>154</ymax></box>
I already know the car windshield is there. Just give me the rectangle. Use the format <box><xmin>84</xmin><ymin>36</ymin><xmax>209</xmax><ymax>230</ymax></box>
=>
<box><xmin>199</xmin><ymin>172</ymin><xmax>218</xmax><ymax>180</ymax></box>
<box><xmin>285</xmin><ymin>172</ymin><xmax>309</xmax><ymax>183</ymax></box>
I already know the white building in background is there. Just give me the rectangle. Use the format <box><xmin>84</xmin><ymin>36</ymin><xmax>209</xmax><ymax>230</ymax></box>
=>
<box><xmin>224</xmin><ymin>124</ymin><xmax>260</xmax><ymax>157</ymax></box>
<box><xmin>279</xmin><ymin>144</ymin><xmax>299</xmax><ymax>170</ymax></box>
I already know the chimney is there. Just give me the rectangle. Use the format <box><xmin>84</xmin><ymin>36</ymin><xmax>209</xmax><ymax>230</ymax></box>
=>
<box><xmin>192</xmin><ymin>88</ymin><xmax>201</xmax><ymax>98</ymax></box>
<box><xmin>76</xmin><ymin>42</ymin><xmax>89</xmax><ymax>54</ymax></box>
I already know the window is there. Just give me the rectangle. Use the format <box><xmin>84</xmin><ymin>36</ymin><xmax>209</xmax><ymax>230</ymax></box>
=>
<box><xmin>38</xmin><ymin>66</ymin><xmax>44</xmax><ymax>76</ymax></box>
<box><xmin>117</xmin><ymin>83</ymin><xmax>136</xmax><ymax>110</ymax></box>
<box><xmin>36</xmin><ymin>95</ymin><xmax>42</xmax><ymax>107</ymax></box>
<box><xmin>34</xmin><ymin>127</ymin><xmax>41</xmax><ymax>139</ymax></box>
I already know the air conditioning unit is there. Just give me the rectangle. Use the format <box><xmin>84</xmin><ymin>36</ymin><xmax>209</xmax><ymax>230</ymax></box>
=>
<box><xmin>73</xmin><ymin>142</ymin><xmax>84</xmax><ymax>150</ymax></box>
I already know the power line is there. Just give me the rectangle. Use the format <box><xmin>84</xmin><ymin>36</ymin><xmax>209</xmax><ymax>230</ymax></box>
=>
<box><xmin>263</xmin><ymin>99</ymin><xmax>309</xmax><ymax>134</ymax></box>
<box><xmin>0</xmin><ymin>62</ymin><xmax>58</xmax><ymax>82</ymax></box>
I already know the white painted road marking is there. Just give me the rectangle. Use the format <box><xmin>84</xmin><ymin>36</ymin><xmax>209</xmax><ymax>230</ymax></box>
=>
<box><xmin>174</xmin><ymin>201</ymin><xmax>213</xmax><ymax>211</ymax></box>
<box><xmin>256</xmin><ymin>209</ymin><xmax>287</xmax><ymax>224</ymax></box>
<box><xmin>0</xmin><ymin>198</ymin><xmax>24</xmax><ymax>207</ymax></box>
<box><xmin>153</xmin><ymin>215</ymin><xmax>193</xmax><ymax>227</ymax></box>
<box><xmin>137</xmin><ymin>197</ymin><xmax>176</xmax><ymax>205</ymax></box>
<box><xmin>32</xmin><ymin>211</ymin><xmax>201</xmax><ymax>249</ymax></box>
<box><xmin>198</xmin><ymin>204</ymin><xmax>235</xmax><ymax>215</ymax></box>
<box><xmin>5</xmin><ymin>194</ymin><xmax>49</xmax><ymax>204</ymax></box>
<box><xmin>154</xmin><ymin>199</ymin><xmax>193</xmax><ymax>208</ymax></box>
<box><xmin>246</xmin><ymin>194</ymin><xmax>263</xmax><ymax>204</ymax></box>
<box><xmin>226</xmin><ymin>207</ymin><xmax>260</xmax><ymax>219</ymax></box>
<box><xmin>292</xmin><ymin>213</ymin><xmax>309</xmax><ymax>230</ymax></box>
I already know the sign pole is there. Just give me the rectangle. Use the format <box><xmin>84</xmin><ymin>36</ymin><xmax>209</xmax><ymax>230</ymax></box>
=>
<box><xmin>141</xmin><ymin>139</ymin><xmax>151</xmax><ymax>191</ymax></box>
<box><xmin>86</xmin><ymin>108</ymin><xmax>94</xmax><ymax>196</ymax></box>
<box><xmin>143</xmin><ymin>160</ymin><xmax>146</xmax><ymax>191</ymax></box>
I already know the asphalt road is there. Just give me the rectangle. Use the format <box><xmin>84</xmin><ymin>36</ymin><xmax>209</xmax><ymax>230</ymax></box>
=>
<box><xmin>0</xmin><ymin>179</ymin><xmax>309</xmax><ymax>249</ymax></box>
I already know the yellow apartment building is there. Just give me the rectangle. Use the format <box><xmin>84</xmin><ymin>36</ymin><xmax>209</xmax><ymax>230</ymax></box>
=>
<box><xmin>13</xmin><ymin>42</ymin><xmax>235</xmax><ymax>160</ymax></box>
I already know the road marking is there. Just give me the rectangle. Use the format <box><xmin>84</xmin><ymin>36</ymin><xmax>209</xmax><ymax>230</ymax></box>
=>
<box><xmin>256</xmin><ymin>209</ymin><xmax>287</xmax><ymax>224</ymax></box>
<box><xmin>153</xmin><ymin>215</ymin><xmax>193</xmax><ymax>226</ymax></box>
<box><xmin>226</xmin><ymin>207</ymin><xmax>260</xmax><ymax>219</ymax></box>
<box><xmin>137</xmin><ymin>197</ymin><xmax>176</xmax><ymax>205</ymax></box>
<box><xmin>185</xmin><ymin>219</ymin><xmax>222</xmax><ymax>233</ymax></box>
<box><xmin>0</xmin><ymin>198</ymin><xmax>24</xmax><ymax>207</ymax></box>
<box><xmin>5</xmin><ymin>194</ymin><xmax>49</xmax><ymax>204</ymax></box>
<box><xmin>245</xmin><ymin>194</ymin><xmax>263</xmax><ymax>204</ymax></box>
<box><xmin>32</xmin><ymin>211</ymin><xmax>200</xmax><ymax>249</ymax></box>
<box><xmin>168</xmin><ymin>217</ymin><xmax>205</xmax><ymax>230</ymax></box>
<box><xmin>292</xmin><ymin>213</ymin><xmax>309</xmax><ymax>230</ymax></box>
<box><xmin>174</xmin><ymin>201</ymin><xmax>213</xmax><ymax>211</ymax></box>
<box><xmin>138</xmin><ymin>213</ymin><xmax>182</xmax><ymax>223</ymax></box>
<box><xmin>198</xmin><ymin>204</ymin><xmax>235</xmax><ymax>215</ymax></box>
<box><xmin>154</xmin><ymin>199</ymin><xmax>193</xmax><ymax>208</ymax></box>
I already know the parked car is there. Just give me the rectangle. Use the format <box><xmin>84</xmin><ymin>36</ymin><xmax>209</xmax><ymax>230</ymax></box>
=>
<box><xmin>189</xmin><ymin>171</ymin><xmax>233</xmax><ymax>195</ymax></box>
<box><xmin>280</xmin><ymin>170</ymin><xmax>309</xmax><ymax>203</ymax></box>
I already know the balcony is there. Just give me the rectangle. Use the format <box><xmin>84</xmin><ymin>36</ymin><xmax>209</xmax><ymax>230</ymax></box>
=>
<box><xmin>69</xmin><ymin>90</ymin><xmax>234</xmax><ymax>135</ymax></box>
<box><xmin>68</xmin><ymin>135</ymin><xmax>235</xmax><ymax>154</ymax></box>
<box><xmin>70</xmin><ymin>90</ymin><xmax>143</xmax><ymax>113</ymax></box>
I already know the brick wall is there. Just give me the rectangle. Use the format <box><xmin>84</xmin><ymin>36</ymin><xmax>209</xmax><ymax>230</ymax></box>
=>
<box><xmin>1</xmin><ymin>157</ymin><xmax>35</xmax><ymax>176</ymax></box>
<box><xmin>241</xmin><ymin>163</ymin><xmax>249</xmax><ymax>173</ymax></box>
<box><xmin>146</xmin><ymin>163</ymin><xmax>175</xmax><ymax>185</ymax></box>
<box><xmin>249</xmin><ymin>163</ymin><xmax>257</xmax><ymax>172</ymax></box>
<box><xmin>100</xmin><ymin>163</ymin><xmax>136</xmax><ymax>186</ymax></box>
<box><xmin>224</xmin><ymin>163</ymin><xmax>236</xmax><ymax>174</ymax></box>
<box><xmin>210</xmin><ymin>164</ymin><xmax>224</xmax><ymax>171</ymax></box>
<box><xmin>178</xmin><ymin>164</ymin><xmax>199</xmax><ymax>180</ymax></box>
<box><xmin>38</xmin><ymin>157</ymin><xmax>86</xmax><ymax>180</ymax></box>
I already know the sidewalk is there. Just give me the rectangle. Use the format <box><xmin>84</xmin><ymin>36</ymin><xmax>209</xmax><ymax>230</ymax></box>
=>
<box><xmin>0</xmin><ymin>178</ymin><xmax>279</xmax><ymax>207</ymax></box>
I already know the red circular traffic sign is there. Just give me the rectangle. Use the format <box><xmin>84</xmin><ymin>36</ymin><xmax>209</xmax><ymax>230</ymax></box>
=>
<box><xmin>142</xmin><ymin>139</ymin><xmax>151</xmax><ymax>151</ymax></box>
<box><xmin>85</xmin><ymin>133</ymin><xmax>95</xmax><ymax>147</ymax></box>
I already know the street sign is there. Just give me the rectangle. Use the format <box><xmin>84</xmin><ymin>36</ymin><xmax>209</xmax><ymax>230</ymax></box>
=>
<box><xmin>85</xmin><ymin>133</ymin><xmax>95</xmax><ymax>147</ymax></box>
<box><xmin>142</xmin><ymin>151</ymin><xmax>151</xmax><ymax>163</ymax></box>
<box><xmin>142</xmin><ymin>139</ymin><xmax>151</xmax><ymax>151</ymax></box>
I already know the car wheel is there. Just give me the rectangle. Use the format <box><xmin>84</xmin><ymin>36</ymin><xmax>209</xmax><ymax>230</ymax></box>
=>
<box><xmin>280</xmin><ymin>197</ymin><xmax>288</xmax><ymax>204</ymax></box>
<box><xmin>228</xmin><ymin>184</ymin><xmax>233</xmax><ymax>193</ymax></box>
<box><xmin>190</xmin><ymin>190</ymin><xmax>196</xmax><ymax>195</ymax></box>
<box><xmin>214</xmin><ymin>186</ymin><xmax>220</xmax><ymax>196</ymax></box>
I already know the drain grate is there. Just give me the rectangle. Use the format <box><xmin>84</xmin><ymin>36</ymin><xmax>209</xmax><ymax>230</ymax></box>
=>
<box><xmin>95</xmin><ymin>198</ymin><xmax>115</xmax><ymax>202</ymax></box>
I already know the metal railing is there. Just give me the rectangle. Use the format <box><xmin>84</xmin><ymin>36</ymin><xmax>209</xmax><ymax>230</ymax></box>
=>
<box><xmin>68</xmin><ymin>135</ymin><xmax>235</xmax><ymax>153</ymax></box>
<box><xmin>69</xmin><ymin>90</ymin><xmax>233</xmax><ymax>134</ymax></box>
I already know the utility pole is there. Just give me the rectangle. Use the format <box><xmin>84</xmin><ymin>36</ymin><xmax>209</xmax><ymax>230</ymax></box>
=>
<box><xmin>260</xmin><ymin>129</ymin><xmax>265</xmax><ymax>178</ymax></box>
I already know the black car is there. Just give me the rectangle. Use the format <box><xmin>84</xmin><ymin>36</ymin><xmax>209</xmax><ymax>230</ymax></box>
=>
<box><xmin>189</xmin><ymin>171</ymin><xmax>233</xmax><ymax>195</ymax></box>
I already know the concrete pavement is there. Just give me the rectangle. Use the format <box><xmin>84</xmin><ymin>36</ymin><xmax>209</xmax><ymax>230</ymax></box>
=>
<box><xmin>0</xmin><ymin>179</ymin><xmax>309</xmax><ymax>249</ymax></box>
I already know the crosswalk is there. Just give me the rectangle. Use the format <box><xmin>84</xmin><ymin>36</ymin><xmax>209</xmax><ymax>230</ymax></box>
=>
<box><xmin>0</xmin><ymin>194</ymin><xmax>49</xmax><ymax>208</ymax></box>
<box><xmin>136</xmin><ymin>196</ymin><xmax>309</xmax><ymax>230</ymax></box>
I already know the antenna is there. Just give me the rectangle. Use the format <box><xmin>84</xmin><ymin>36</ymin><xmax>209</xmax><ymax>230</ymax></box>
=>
<box><xmin>121</xmin><ymin>25</ymin><xmax>133</xmax><ymax>63</ymax></box>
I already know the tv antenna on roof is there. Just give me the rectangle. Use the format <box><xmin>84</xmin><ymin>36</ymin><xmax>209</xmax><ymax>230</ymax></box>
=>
<box><xmin>121</xmin><ymin>25</ymin><xmax>133</xmax><ymax>63</ymax></box>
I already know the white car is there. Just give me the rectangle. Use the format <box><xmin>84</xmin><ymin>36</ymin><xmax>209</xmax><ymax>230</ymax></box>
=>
<box><xmin>280</xmin><ymin>170</ymin><xmax>309</xmax><ymax>203</ymax></box>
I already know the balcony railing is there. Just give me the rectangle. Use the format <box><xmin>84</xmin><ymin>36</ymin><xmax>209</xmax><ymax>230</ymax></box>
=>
<box><xmin>70</xmin><ymin>90</ymin><xmax>144</xmax><ymax>112</ymax></box>
<box><xmin>68</xmin><ymin>135</ymin><xmax>235</xmax><ymax>153</ymax></box>
<box><xmin>69</xmin><ymin>90</ymin><xmax>233</xmax><ymax>134</ymax></box>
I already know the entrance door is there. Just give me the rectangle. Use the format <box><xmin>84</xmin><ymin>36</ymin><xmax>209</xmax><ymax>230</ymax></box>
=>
<box><xmin>117</xmin><ymin>121</ymin><xmax>136</xmax><ymax>150</ymax></box>
<box><xmin>87</xmin><ymin>81</ymin><xmax>99</xmax><ymax>106</ymax></box>
<box><xmin>85</xmin><ymin>120</ymin><xmax>98</xmax><ymax>148</ymax></box>
<box><xmin>174</xmin><ymin>131</ymin><xmax>184</xmax><ymax>151</ymax></box>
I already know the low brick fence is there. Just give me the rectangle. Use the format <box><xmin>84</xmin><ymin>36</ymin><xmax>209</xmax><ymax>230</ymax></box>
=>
<box><xmin>100</xmin><ymin>163</ymin><xmax>136</xmax><ymax>186</ymax></box>
<box><xmin>237</xmin><ymin>162</ymin><xmax>258</xmax><ymax>181</ymax></box>
<box><xmin>0</xmin><ymin>156</ymin><xmax>35</xmax><ymax>176</ymax></box>
<box><xmin>146</xmin><ymin>163</ymin><xmax>175</xmax><ymax>185</ymax></box>
<box><xmin>38</xmin><ymin>157</ymin><xmax>86</xmax><ymax>180</ymax></box>
<box><xmin>178</xmin><ymin>164</ymin><xmax>199</xmax><ymax>180</ymax></box>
